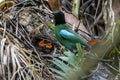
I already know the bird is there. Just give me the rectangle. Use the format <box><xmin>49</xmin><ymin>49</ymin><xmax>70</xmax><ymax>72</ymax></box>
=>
<box><xmin>53</xmin><ymin>10</ymin><xmax>90</xmax><ymax>51</ymax></box>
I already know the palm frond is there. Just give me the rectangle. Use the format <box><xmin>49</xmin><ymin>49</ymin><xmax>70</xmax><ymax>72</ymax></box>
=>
<box><xmin>50</xmin><ymin>43</ymin><xmax>85</xmax><ymax>80</ymax></box>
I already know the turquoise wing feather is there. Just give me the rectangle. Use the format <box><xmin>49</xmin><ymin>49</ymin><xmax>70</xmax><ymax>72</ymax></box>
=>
<box><xmin>59</xmin><ymin>29</ymin><xmax>89</xmax><ymax>47</ymax></box>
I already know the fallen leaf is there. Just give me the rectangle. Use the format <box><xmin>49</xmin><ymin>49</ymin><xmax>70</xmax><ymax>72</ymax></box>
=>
<box><xmin>47</xmin><ymin>0</ymin><xmax>61</xmax><ymax>11</ymax></box>
<box><xmin>0</xmin><ymin>1</ymin><xmax>14</xmax><ymax>12</ymax></box>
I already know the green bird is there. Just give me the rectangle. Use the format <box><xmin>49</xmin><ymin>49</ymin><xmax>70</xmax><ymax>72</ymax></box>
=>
<box><xmin>54</xmin><ymin>11</ymin><xmax>90</xmax><ymax>51</ymax></box>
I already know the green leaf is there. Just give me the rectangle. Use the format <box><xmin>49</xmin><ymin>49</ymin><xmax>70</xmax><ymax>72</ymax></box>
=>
<box><xmin>49</xmin><ymin>68</ymin><xmax>65</xmax><ymax>77</ymax></box>
<box><xmin>63</xmin><ymin>52</ymin><xmax>78</xmax><ymax>66</ymax></box>
<box><xmin>50</xmin><ymin>45</ymin><xmax>86</xmax><ymax>80</ymax></box>
<box><xmin>76</xmin><ymin>43</ymin><xmax>84</xmax><ymax>57</ymax></box>
<box><xmin>51</xmin><ymin>58</ymin><xmax>71</xmax><ymax>72</ymax></box>
<box><xmin>59</xmin><ymin>56</ymin><xmax>68</xmax><ymax>62</ymax></box>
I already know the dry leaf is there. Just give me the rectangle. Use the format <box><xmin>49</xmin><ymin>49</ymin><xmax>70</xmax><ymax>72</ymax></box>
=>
<box><xmin>63</xmin><ymin>11</ymin><xmax>90</xmax><ymax>39</ymax></box>
<box><xmin>0</xmin><ymin>1</ymin><xmax>14</xmax><ymax>12</ymax></box>
<box><xmin>47</xmin><ymin>0</ymin><xmax>61</xmax><ymax>11</ymax></box>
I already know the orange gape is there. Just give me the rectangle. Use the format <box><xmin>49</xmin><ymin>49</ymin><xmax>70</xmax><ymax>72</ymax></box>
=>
<box><xmin>88</xmin><ymin>39</ymin><xmax>103</xmax><ymax>46</ymax></box>
<box><xmin>39</xmin><ymin>40</ymin><xmax>45</xmax><ymax>47</ymax></box>
<box><xmin>39</xmin><ymin>40</ymin><xmax>53</xmax><ymax>49</ymax></box>
<box><xmin>46</xmin><ymin>43</ymin><xmax>52</xmax><ymax>49</ymax></box>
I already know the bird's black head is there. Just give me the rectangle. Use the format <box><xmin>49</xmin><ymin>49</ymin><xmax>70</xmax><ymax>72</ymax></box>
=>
<box><xmin>53</xmin><ymin>10</ymin><xmax>66</xmax><ymax>25</ymax></box>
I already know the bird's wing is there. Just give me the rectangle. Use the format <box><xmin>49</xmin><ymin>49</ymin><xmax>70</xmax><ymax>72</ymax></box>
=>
<box><xmin>59</xmin><ymin>29</ymin><xmax>85</xmax><ymax>42</ymax></box>
<box><xmin>59</xmin><ymin>29</ymin><xmax>90</xmax><ymax>49</ymax></box>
